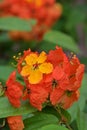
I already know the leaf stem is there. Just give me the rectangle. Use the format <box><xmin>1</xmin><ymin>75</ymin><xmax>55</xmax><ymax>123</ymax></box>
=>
<box><xmin>54</xmin><ymin>106</ymin><xmax>73</xmax><ymax>130</ymax></box>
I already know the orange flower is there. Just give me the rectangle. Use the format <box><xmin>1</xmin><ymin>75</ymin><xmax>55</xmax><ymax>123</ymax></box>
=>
<box><xmin>69</xmin><ymin>56</ymin><xmax>80</xmax><ymax>76</ymax></box>
<box><xmin>76</xmin><ymin>64</ymin><xmax>85</xmax><ymax>81</ymax></box>
<box><xmin>50</xmin><ymin>88</ymin><xmax>79</xmax><ymax>109</ymax></box>
<box><xmin>67</xmin><ymin>57</ymin><xmax>85</xmax><ymax>91</ymax></box>
<box><xmin>43</xmin><ymin>47</ymin><xmax>85</xmax><ymax>107</ymax></box>
<box><xmin>20</xmin><ymin>51</ymin><xmax>53</xmax><ymax>84</ymax></box>
<box><xmin>47</xmin><ymin>66</ymin><xmax>69</xmax><ymax>105</ymax></box>
<box><xmin>42</xmin><ymin>66</ymin><xmax>69</xmax><ymax>105</ymax></box>
<box><xmin>47</xmin><ymin>47</ymin><xmax>85</xmax><ymax>91</ymax></box>
<box><xmin>26</xmin><ymin>0</ymin><xmax>43</xmax><ymax>7</ymax></box>
<box><xmin>50</xmin><ymin>88</ymin><xmax>65</xmax><ymax>106</ymax></box>
<box><xmin>5</xmin><ymin>71</ymin><xmax>23</xmax><ymax>108</ymax></box>
<box><xmin>57</xmin><ymin>90</ymin><xmax>79</xmax><ymax>109</ymax></box>
<box><xmin>47</xmin><ymin>46</ymin><xmax>64</xmax><ymax>67</ymax></box>
<box><xmin>7</xmin><ymin>116</ymin><xmax>24</xmax><ymax>130</ymax></box>
<box><xmin>23</xmin><ymin>84</ymin><xmax>48</xmax><ymax>110</ymax></box>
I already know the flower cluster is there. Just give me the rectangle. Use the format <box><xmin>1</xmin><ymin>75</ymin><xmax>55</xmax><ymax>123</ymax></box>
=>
<box><xmin>0</xmin><ymin>0</ymin><xmax>62</xmax><ymax>40</ymax></box>
<box><xmin>7</xmin><ymin>116</ymin><xmax>24</xmax><ymax>130</ymax></box>
<box><xmin>5</xmin><ymin>46</ymin><xmax>85</xmax><ymax>111</ymax></box>
<box><xmin>5</xmin><ymin>71</ymin><xmax>23</xmax><ymax>107</ymax></box>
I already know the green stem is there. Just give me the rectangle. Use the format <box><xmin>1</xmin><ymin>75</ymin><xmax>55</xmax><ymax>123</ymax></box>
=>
<box><xmin>54</xmin><ymin>106</ymin><xmax>73</xmax><ymax>130</ymax></box>
<box><xmin>0</xmin><ymin>119</ymin><xmax>5</xmax><ymax>128</ymax></box>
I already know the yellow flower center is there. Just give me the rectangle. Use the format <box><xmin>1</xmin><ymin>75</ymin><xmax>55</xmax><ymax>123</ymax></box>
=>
<box><xmin>32</xmin><ymin>63</ymin><xmax>39</xmax><ymax>70</ymax></box>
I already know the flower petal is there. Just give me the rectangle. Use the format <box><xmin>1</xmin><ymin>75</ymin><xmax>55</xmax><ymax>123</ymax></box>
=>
<box><xmin>28</xmin><ymin>70</ymin><xmax>43</xmax><ymax>84</ymax></box>
<box><xmin>21</xmin><ymin>65</ymin><xmax>31</xmax><ymax>76</ymax></box>
<box><xmin>50</xmin><ymin>88</ymin><xmax>64</xmax><ymax>105</ymax></box>
<box><xmin>7</xmin><ymin>116</ymin><xmax>24</xmax><ymax>130</ymax></box>
<box><xmin>53</xmin><ymin>66</ymin><xmax>64</xmax><ymax>80</ymax></box>
<box><xmin>6</xmin><ymin>71</ymin><xmax>16</xmax><ymax>86</ymax></box>
<box><xmin>25</xmin><ymin>53</ymin><xmax>38</xmax><ymax>65</ymax></box>
<box><xmin>37</xmin><ymin>51</ymin><xmax>47</xmax><ymax>64</ymax></box>
<box><xmin>39</xmin><ymin>62</ymin><xmax>53</xmax><ymax>74</ymax></box>
<box><xmin>29</xmin><ymin>85</ymin><xmax>48</xmax><ymax>110</ymax></box>
<box><xmin>58</xmin><ymin>90</ymin><xmax>80</xmax><ymax>109</ymax></box>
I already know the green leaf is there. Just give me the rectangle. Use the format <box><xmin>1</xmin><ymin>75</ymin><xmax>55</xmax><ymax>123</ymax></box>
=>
<box><xmin>76</xmin><ymin>108</ymin><xmax>87</xmax><ymax>130</ymax></box>
<box><xmin>0</xmin><ymin>97</ymin><xmax>36</xmax><ymax>118</ymax></box>
<box><xmin>38</xmin><ymin>124</ymin><xmax>68</xmax><ymax>130</ymax></box>
<box><xmin>42</xmin><ymin>106</ymin><xmax>71</xmax><ymax>123</ymax></box>
<box><xmin>66</xmin><ymin>6</ymin><xmax>86</xmax><ymax>30</ymax></box>
<box><xmin>0</xmin><ymin>66</ymin><xmax>14</xmax><ymax>81</ymax></box>
<box><xmin>0</xmin><ymin>33</ymin><xmax>11</xmax><ymax>42</ymax></box>
<box><xmin>24</xmin><ymin>112</ymin><xmax>59</xmax><ymax>130</ymax></box>
<box><xmin>43</xmin><ymin>30</ymin><xmax>79</xmax><ymax>53</ymax></box>
<box><xmin>80</xmin><ymin>73</ymin><xmax>87</xmax><ymax>97</ymax></box>
<box><xmin>0</xmin><ymin>17</ymin><xmax>37</xmax><ymax>31</ymax></box>
<box><xmin>42</xmin><ymin>106</ymin><xmax>61</xmax><ymax>120</ymax></box>
<box><xmin>68</xmin><ymin>74</ymin><xmax>87</xmax><ymax>121</ymax></box>
<box><xmin>0</xmin><ymin>65</ymin><xmax>24</xmax><ymax>85</ymax></box>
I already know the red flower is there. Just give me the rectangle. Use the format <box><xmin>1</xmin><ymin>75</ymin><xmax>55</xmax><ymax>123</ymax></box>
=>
<box><xmin>76</xmin><ymin>64</ymin><xmax>85</xmax><ymax>81</ymax></box>
<box><xmin>7</xmin><ymin>116</ymin><xmax>24</xmax><ymax>130</ymax></box>
<box><xmin>57</xmin><ymin>90</ymin><xmax>79</xmax><ymax>109</ymax></box>
<box><xmin>43</xmin><ymin>66</ymin><xmax>69</xmax><ymax>105</ymax></box>
<box><xmin>50</xmin><ymin>88</ymin><xmax>64</xmax><ymax>105</ymax></box>
<box><xmin>44</xmin><ymin>66</ymin><xmax>69</xmax><ymax>89</ymax></box>
<box><xmin>5</xmin><ymin>71</ymin><xmax>23</xmax><ymax>108</ymax></box>
<box><xmin>23</xmin><ymin>83</ymin><xmax>48</xmax><ymax>111</ymax></box>
<box><xmin>47</xmin><ymin>46</ymin><xmax>71</xmax><ymax>76</ymax></box>
<box><xmin>52</xmin><ymin>66</ymin><xmax>69</xmax><ymax>90</ymax></box>
<box><xmin>43</xmin><ymin>0</ymin><xmax>55</xmax><ymax>6</ymax></box>
<box><xmin>67</xmin><ymin>57</ymin><xmax>85</xmax><ymax>91</ymax></box>
<box><xmin>68</xmin><ymin>56</ymin><xmax>80</xmax><ymax>76</ymax></box>
<box><xmin>47</xmin><ymin>46</ymin><xmax>64</xmax><ymax>67</ymax></box>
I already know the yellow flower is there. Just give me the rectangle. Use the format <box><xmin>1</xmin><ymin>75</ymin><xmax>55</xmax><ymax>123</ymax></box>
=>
<box><xmin>21</xmin><ymin>51</ymin><xmax>53</xmax><ymax>84</ymax></box>
<box><xmin>26</xmin><ymin>0</ymin><xmax>43</xmax><ymax>7</ymax></box>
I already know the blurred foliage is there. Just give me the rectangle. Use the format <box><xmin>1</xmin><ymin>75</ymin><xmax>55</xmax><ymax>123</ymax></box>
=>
<box><xmin>0</xmin><ymin>17</ymin><xmax>37</xmax><ymax>31</ymax></box>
